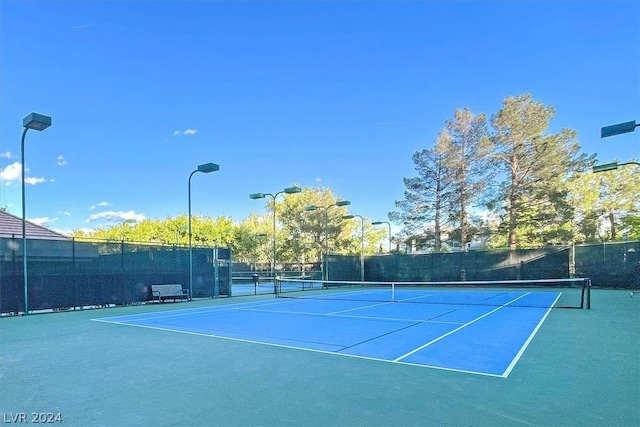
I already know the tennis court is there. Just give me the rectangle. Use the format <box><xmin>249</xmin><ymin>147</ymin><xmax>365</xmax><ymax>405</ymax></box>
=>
<box><xmin>95</xmin><ymin>282</ymin><xmax>575</xmax><ymax>377</ymax></box>
<box><xmin>0</xmin><ymin>282</ymin><xmax>638</xmax><ymax>426</ymax></box>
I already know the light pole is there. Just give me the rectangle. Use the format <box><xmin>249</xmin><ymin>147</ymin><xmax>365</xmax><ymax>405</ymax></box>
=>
<box><xmin>188</xmin><ymin>162</ymin><xmax>219</xmax><ymax>300</ymax></box>
<box><xmin>304</xmin><ymin>200</ymin><xmax>350</xmax><ymax>280</ymax></box>
<box><xmin>21</xmin><ymin>112</ymin><xmax>52</xmax><ymax>315</ymax></box>
<box><xmin>249</xmin><ymin>186</ymin><xmax>302</xmax><ymax>284</ymax></box>
<box><xmin>372</xmin><ymin>221</ymin><xmax>392</xmax><ymax>253</ymax></box>
<box><xmin>342</xmin><ymin>214</ymin><xmax>365</xmax><ymax>281</ymax></box>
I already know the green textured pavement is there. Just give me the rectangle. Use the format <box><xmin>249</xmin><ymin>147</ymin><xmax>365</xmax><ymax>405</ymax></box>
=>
<box><xmin>0</xmin><ymin>290</ymin><xmax>638</xmax><ymax>427</ymax></box>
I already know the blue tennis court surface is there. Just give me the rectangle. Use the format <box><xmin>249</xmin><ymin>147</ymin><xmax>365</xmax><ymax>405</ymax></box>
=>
<box><xmin>94</xmin><ymin>289</ymin><xmax>561</xmax><ymax>378</ymax></box>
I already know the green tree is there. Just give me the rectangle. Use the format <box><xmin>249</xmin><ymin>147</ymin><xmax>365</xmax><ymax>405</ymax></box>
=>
<box><xmin>391</xmin><ymin>108</ymin><xmax>491</xmax><ymax>252</ymax></box>
<box><xmin>566</xmin><ymin>171</ymin><xmax>603</xmax><ymax>242</ymax></box>
<box><xmin>567</xmin><ymin>163</ymin><xmax>640</xmax><ymax>242</ymax></box>
<box><xmin>596</xmin><ymin>166</ymin><xmax>640</xmax><ymax>241</ymax></box>
<box><xmin>232</xmin><ymin>213</ymin><xmax>271</xmax><ymax>264</ymax></box>
<box><xmin>247</xmin><ymin>186</ymin><xmax>385</xmax><ymax>266</ymax></box>
<box><xmin>272</xmin><ymin>186</ymin><xmax>379</xmax><ymax>264</ymax></box>
<box><xmin>621</xmin><ymin>215</ymin><xmax>640</xmax><ymax>240</ymax></box>
<box><xmin>489</xmin><ymin>93</ymin><xmax>592</xmax><ymax>249</ymax></box>
<box><xmin>68</xmin><ymin>185</ymin><xmax>380</xmax><ymax>266</ymax></box>
<box><xmin>390</xmin><ymin>143</ymin><xmax>453</xmax><ymax>253</ymax></box>
<box><xmin>337</xmin><ymin>215</ymin><xmax>387</xmax><ymax>256</ymax></box>
<box><xmin>439</xmin><ymin>107</ymin><xmax>492</xmax><ymax>250</ymax></box>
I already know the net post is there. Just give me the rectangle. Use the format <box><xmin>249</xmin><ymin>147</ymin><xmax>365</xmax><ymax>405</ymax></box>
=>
<box><xmin>391</xmin><ymin>282</ymin><xmax>395</xmax><ymax>302</ymax></box>
<box><xmin>586</xmin><ymin>278</ymin><xmax>591</xmax><ymax>309</ymax></box>
<box><xmin>274</xmin><ymin>276</ymin><xmax>280</xmax><ymax>298</ymax></box>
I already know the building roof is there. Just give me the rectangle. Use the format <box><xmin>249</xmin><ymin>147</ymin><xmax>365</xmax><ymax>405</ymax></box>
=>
<box><xmin>0</xmin><ymin>210</ymin><xmax>71</xmax><ymax>241</ymax></box>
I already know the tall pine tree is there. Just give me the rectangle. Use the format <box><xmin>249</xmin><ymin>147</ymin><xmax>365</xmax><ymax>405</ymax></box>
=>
<box><xmin>489</xmin><ymin>93</ymin><xmax>592</xmax><ymax>249</ymax></box>
<box><xmin>438</xmin><ymin>108</ymin><xmax>492</xmax><ymax>250</ymax></box>
<box><xmin>390</xmin><ymin>135</ymin><xmax>454</xmax><ymax>253</ymax></box>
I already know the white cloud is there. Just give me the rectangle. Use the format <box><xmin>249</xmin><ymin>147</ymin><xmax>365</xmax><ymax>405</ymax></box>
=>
<box><xmin>0</xmin><ymin>162</ymin><xmax>49</xmax><ymax>186</ymax></box>
<box><xmin>29</xmin><ymin>217</ymin><xmax>59</xmax><ymax>226</ymax></box>
<box><xmin>315</xmin><ymin>177</ymin><xmax>322</xmax><ymax>182</ymax></box>
<box><xmin>51</xmin><ymin>228</ymin><xmax>75</xmax><ymax>236</ymax></box>
<box><xmin>57</xmin><ymin>155</ymin><xmax>67</xmax><ymax>166</ymax></box>
<box><xmin>86</xmin><ymin>210</ymin><xmax>146</xmax><ymax>224</ymax></box>
<box><xmin>76</xmin><ymin>227</ymin><xmax>97</xmax><ymax>234</ymax></box>
<box><xmin>56</xmin><ymin>211</ymin><xmax>71</xmax><ymax>216</ymax></box>
<box><xmin>1</xmin><ymin>162</ymin><xmax>21</xmax><ymax>184</ymax></box>
<box><xmin>0</xmin><ymin>151</ymin><xmax>11</xmax><ymax>159</ymax></box>
<box><xmin>89</xmin><ymin>201</ymin><xmax>109</xmax><ymax>210</ymax></box>
<box><xmin>172</xmin><ymin>129</ymin><xmax>197</xmax><ymax>136</ymax></box>
<box><xmin>24</xmin><ymin>177</ymin><xmax>46</xmax><ymax>185</ymax></box>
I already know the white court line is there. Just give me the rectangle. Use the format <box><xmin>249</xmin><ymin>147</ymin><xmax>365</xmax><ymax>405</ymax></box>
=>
<box><xmin>327</xmin><ymin>299</ymin><xmax>395</xmax><ymax>315</ymax></box>
<box><xmin>90</xmin><ymin>298</ymin><xmax>292</xmax><ymax>323</ymax></box>
<box><xmin>92</xmin><ymin>291</ymin><xmax>468</xmax><ymax>326</ymax></box>
<box><xmin>237</xmin><ymin>306</ymin><xmax>465</xmax><ymax>325</ymax></box>
<box><xmin>91</xmin><ymin>317</ymin><xmax>504</xmax><ymax>378</ymax></box>
<box><xmin>500</xmin><ymin>293</ymin><xmax>562</xmax><ymax>378</ymax></box>
<box><xmin>90</xmin><ymin>290</ymin><xmax>394</xmax><ymax>324</ymax></box>
<box><xmin>92</xmin><ymin>290</ymin><xmax>553</xmax><ymax>378</ymax></box>
<box><xmin>393</xmin><ymin>292</ymin><xmax>532</xmax><ymax>362</ymax></box>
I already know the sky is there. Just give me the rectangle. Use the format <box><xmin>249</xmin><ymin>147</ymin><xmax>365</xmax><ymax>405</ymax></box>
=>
<box><xmin>1</xmin><ymin>0</ymin><xmax>639</xmax><ymax>236</ymax></box>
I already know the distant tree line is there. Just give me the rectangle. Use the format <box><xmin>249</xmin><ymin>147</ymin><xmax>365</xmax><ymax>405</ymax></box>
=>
<box><xmin>71</xmin><ymin>187</ymin><xmax>386</xmax><ymax>264</ymax></box>
<box><xmin>71</xmin><ymin>93</ymin><xmax>639</xmax><ymax>260</ymax></box>
<box><xmin>390</xmin><ymin>93</ymin><xmax>640</xmax><ymax>251</ymax></box>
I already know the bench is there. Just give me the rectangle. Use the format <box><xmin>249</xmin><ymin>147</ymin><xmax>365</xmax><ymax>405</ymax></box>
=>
<box><xmin>151</xmin><ymin>284</ymin><xmax>190</xmax><ymax>303</ymax></box>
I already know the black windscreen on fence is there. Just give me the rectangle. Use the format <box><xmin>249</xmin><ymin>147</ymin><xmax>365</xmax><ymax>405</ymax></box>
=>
<box><xmin>0</xmin><ymin>238</ymin><xmax>232</xmax><ymax>314</ymax></box>
<box><xmin>2</xmin><ymin>238</ymin><xmax>637</xmax><ymax>314</ymax></box>
<box><xmin>327</xmin><ymin>242</ymin><xmax>639</xmax><ymax>289</ymax></box>
<box><xmin>574</xmin><ymin>241</ymin><xmax>640</xmax><ymax>288</ymax></box>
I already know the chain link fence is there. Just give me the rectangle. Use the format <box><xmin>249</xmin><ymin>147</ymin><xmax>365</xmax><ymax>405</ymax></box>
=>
<box><xmin>326</xmin><ymin>241</ymin><xmax>639</xmax><ymax>288</ymax></box>
<box><xmin>0</xmin><ymin>237</ymin><xmax>231</xmax><ymax>315</ymax></box>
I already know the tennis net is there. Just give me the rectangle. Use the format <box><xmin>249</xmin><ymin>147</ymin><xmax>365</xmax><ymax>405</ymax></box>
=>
<box><xmin>275</xmin><ymin>277</ymin><xmax>591</xmax><ymax>309</ymax></box>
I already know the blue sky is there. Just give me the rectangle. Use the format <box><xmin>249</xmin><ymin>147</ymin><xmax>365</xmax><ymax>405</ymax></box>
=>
<box><xmin>1</xmin><ymin>0</ymin><xmax>638</xmax><ymax>235</ymax></box>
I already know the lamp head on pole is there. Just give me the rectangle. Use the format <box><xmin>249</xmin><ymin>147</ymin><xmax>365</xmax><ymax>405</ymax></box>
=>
<box><xmin>197</xmin><ymin>162</ymin><xmax>220</xmax><ymax>173</ymax></box>
<box><xmin>304</xmin><ymin>205</ymin><xmax>318</xmax><ymax>211</ymax></box>
<box><xmin>23</xmin><ymin>113</ymin><xmax>51</xmax><ymax>131</ymax></box>
<box><xmin>601</xmin><ymin>120</ymin><xmax>637</xmax><ymax>138</ymax></box>
<box><xmin>250</xmin><ymin>192</ymin><xmax>266</xmax><ymax>200</ymax></box>
<box><xmin>335</xmin><ymin>200</ymin><xmax>351</xmax><ymax>207</ymax></box>
<box><xmin>341</xmin><ymin>215</ymin><xmax>355</xmax><ymax>220</ymax></box>
<box><xmin>592</xmin><ymin>162</ymin><xmax>619</xmax><ymax>173</ymax></box>
<box><xmin>283</xmin><ymin>186</ymin><xmax>302</xmax><ymax>194</ymax></box>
